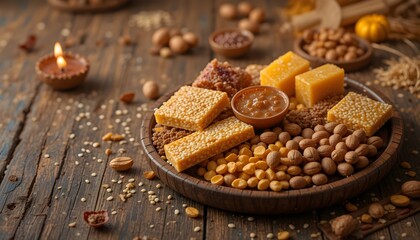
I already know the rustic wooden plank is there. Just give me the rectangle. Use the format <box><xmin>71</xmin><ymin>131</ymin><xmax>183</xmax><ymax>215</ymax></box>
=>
<box><xmin>0</xmin><ymin>2</ymin><xmax>75</xmax><ymax>239</ymax></box>
<box><xmin>38</xmin><ymin>10</ymin><xmax>130</xmax><ymax>240</ymax></box>
<box><xmin>0</xmin><ymin>0</ymin><xmax>419</xmax><ymax>239</ymax></box>
<box><xmin>86</xmin><ymin>1</ymin><xmax>212</xmax><ymax>239</ymax></box>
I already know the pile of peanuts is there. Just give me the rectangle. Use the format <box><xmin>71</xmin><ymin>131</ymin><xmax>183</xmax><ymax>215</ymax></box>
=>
<box><xmin>218</xmin><ymin>1</ymin><xmax>265</xmax><ymax>34</ymax></box>
<box><xmin>197</xmin><ymin>121</ymin><xmax>384</xmax><ymax>191</ymax></box>
<box><xmin>150</xmin><ymin>28</ymin><xmax>199</xmax><ymax>58</ymax></box>
<box><xmin>302</xmin><ymin>28</ymin><xmax>366</xmax><ymax>62</ymax></box>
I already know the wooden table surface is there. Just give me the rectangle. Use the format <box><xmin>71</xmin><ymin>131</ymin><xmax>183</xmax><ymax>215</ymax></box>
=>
<box><xmin>0</xmin><ymin>0</ymin><xmax>419</xmax><ymax>239</ymax></box>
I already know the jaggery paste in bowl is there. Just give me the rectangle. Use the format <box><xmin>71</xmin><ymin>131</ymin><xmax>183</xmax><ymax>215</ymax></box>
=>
<box><xmin>232</xmin><ymin>86</ymin><xmax>289</xmax><ymax>128</ymax></box>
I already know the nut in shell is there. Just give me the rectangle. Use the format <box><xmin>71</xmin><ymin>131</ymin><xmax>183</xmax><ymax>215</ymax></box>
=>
<box><xmin>83</xmin><ymin>210</ymin><xmax>109</xmax><ymax>227</ymax></box>
<box><xmin>109</xmin><ymin>157</ymin><xmax>133</xmax><ymax>171</ymax></box>
<box><xmin>368</xmin><ymin>202</ymin><xmax>385</xmax><ymax>219</ymax></box>
<box><xmin>401</xmin><ymin>180</ymin><xmax>420</xmax><ymax>198</ymax></box>
<box><xmin>331</xmin><ymin>214</ymin><xmax>358</xmax><ymax>238</ymax></box>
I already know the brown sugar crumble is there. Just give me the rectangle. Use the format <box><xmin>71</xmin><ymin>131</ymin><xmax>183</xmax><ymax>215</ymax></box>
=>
<box><xmin>193</xmin><ymin>59</ymin><xmax>252</xmax><ymax>98</ymax></box>
<box><xmin>152</xmin><ymin>124</ymin><xmax>192</xmax><ymax>156</ymax></box>
<box><xmin>286</xmin><ymin>95</ymin><xmax>343</xmax><ymax>128</ymax></box>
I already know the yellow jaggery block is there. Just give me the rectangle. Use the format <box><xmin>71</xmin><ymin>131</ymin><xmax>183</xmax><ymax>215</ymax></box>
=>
<box><xmin>327</xmin><ymin>92</ymin><xmax>393</xmax><ymax>136</ymax></box>
<box><xmin>154</xmin><ymin>86</ymin><xmax>230</xmax><ymax>131</ymax></box>
<box><xmin>260</xmin><ymin>51</ymin><xmax>310</xmax><ymax>97</ymax></box>
<box><xmin>295</xmin><ymin>64</ymin><xmax>344</xmax><ymax>107</ymax></box>
<box><xmin>164</xmin><ymin>117</ymin><xmax>255</xmax><ymax>172</ymax></box>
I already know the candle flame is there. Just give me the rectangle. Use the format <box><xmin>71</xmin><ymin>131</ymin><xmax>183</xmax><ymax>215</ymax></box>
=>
<box><xmin>54</xmin><ymin>42</ymin><xmax>63</xmax><ymax>58</ymax></box>
<box><xmin>57</xmin><ymin>56</ymin><xmax>67</xmax><ymax>69</ymax></box>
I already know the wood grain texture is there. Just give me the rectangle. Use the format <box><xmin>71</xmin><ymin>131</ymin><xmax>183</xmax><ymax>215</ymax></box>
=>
<box><xmin>0</xmin><ymin>0</ymin><xmax>419</xmax><ymax>239</ymax></box>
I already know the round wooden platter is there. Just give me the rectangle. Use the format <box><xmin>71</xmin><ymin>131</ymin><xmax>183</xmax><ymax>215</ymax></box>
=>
<box><xmin>293</xmin><ymin>35</ymin><xmax>373</xmax><ymax>72</ymax></box>
<box><xmin>48</xmin><ymin>0</ymin><xmax>129</xmax><ymax>13</ymax></box>
<box><xmin>140</xmin><ymin>78</ymin><xmax>403</xmax><ymax>215</ymax></box>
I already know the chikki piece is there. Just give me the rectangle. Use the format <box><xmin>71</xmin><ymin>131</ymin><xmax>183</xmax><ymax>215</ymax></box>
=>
<box><xmin>154</xmin><ymin>86</ymin><xmax>230</xmax><ymax>131</ymax></box>
<box><xmin>327</xmin><ymin>92</ymin><xmax>393</xmax><ymax>136</ymax></box>
<box><xmin>295</xmin><ymin>64</ymin><xmax>344</xmax><ymax>107</ymax></box>
<box><xmin>260</xmin><ymin>51</ymin><xmax>310</xmax><ymax>97</ymax></box>
<box><xmin>164</xmin><ymin>117</ymin><xmax>255</xmax><ymax>172</ymax></box>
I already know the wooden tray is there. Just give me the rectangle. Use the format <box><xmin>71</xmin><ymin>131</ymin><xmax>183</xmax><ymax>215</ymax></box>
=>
<box><xmin>293</xmin><ymin>35</ymin><xmax>373</xmax><ymax>72</ymax></box>
<box><xmin>140</xmin><ymin>78</ymin><xmax>403</xmax><ymax>214</ymax></box>
<box><xmin>48</xmin><ymin>0</ymin><xmax>129</xmax><ymax>13</ymax></box>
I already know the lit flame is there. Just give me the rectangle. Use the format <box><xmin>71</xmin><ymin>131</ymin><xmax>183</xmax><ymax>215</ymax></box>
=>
<box><xmin>54</xmin><ymin>42</ymin><xmax>63</xmax><ymax>58</ymax></box>
<box><xmin>57</xmin><ymin>56</ymin><xmax>67</xmax><ymax>69</ymax></box>
<box><xmin>54</xmin><ymin>42</ymin><xmax>66</xmax><ymax>70</ymax></box>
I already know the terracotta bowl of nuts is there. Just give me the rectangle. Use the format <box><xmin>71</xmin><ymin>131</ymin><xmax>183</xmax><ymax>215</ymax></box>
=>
<box><xmin>231</xmin><ymin>86</ymin><xmax>289</xmax><ymax>129</ymax></box>
<box><xmin>209</xmin><ymin>29</ymin><xmax>254</xmax><ymax>58</ymax></box>
<box><xmin>293</xmin><ymin>28</ymin><xmax>373</xmax><ymax>72</ymax></box>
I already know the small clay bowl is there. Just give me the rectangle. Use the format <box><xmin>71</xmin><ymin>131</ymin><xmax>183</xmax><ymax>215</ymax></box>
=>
<box><xmin>209</xmin><ymin>29</ymin><xmax>254</xmax><ymax>58</ymax></box>
<box><xmin>83</xmin><ymin>210</ymin><xmax>109</xmax><ymax>228</ymax></box>
<box><xmin>36</xmin><ymin>52</ymin><xmax>89</xmax><ymax>90</ymax></box>
<box><xmin>293</xmin><ymin>34</ymin><xmax>373</xmax><ymax>72</ymax></box>
<box><xmin>231</xmin><ymin>86</ymin><xmax>289</xmax><ymax>129</ymax></box>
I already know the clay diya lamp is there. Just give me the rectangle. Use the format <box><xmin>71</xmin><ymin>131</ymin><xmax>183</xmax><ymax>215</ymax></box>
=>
<box><xmin>231</xmin><ymin>86</ymin><xmax>290</xmax><ymax>129</ymax></box>
<box><xmin>83</xmin><ymin>210</ymin><xmax>109</xmax><ymax>228</ymax></box>
<box><xmin>36</xmin><ymin>42</ymin><xmax>89</xmax><ymax>90</ymax></box>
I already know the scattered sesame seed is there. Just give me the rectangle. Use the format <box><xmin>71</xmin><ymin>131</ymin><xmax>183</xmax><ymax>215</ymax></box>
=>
<box><xmin>156</xmin><ymin>184</ymin><xmax>162</xmax><ymax>189</ymax></box>
<box><xmin>289</xmin><ymin>224</ymin><xmax>296</xmax><ymax>230</ymax></box>
<box><xmin>44</xmin><ymin>154</ymin><xmax>50</xmax><ymax>158</ymax></box>
<box><xmin>182</xmin><ymin>204</ymin><xmax>188</xmax><ymax>208</ymax></box>
<box><xmin>406</xmin><ymin>221</ymin><xmax>412</xmax><ymax>227</ymax></box>
<box><xmin>401</xmin><ymin>233</ymin><xmax>407</xmax><ymax>237</ymax></box>
<box><xmin>228</xmin><ymin>223</ymin><xmax>236</xmax><ymax>229</ymax></box>
<box><xmin>156</xmin><ymin>207</ymin><xmax>162</xmax><ymax>212</ymax></box>
<box><xmin>167</xmin><ymin>195</ymin><xmax>173</xmax><ymax>200</ymax></box>
<box><xmin>91</xmin><ymin>173</ymin><xmax>97</xmax><ymax>177</ymax></box>
<box><xmin>193</xmin><ymin>226</ymin><xmax>201</xmax><ymax>232</ymax></box>
<box><xmin>107</xmin><ymin>188</ymin><xmax>112</xmax><ymax>193</ymax></box>
<box><xmin>128</xmin><ymin>178</ymin><xmax>135</xmax><ymax>183</ymax></box>
<box><xmin>85</xmin><ymin>179</ymin><xmax>90</xmax><ymax>184</ymax></box>
<box><xmin>54</xmin><ymin>162</ymin><xmax>59</xmax><ymax>166</ymax></box>
<box><xmin>174</xmin><ymin>209</ymin><xmax>180</xmax><ymax>215</ymax></box>
<box><xmin>303</xmin><ymin>223</ymin><xmax>309</xmax><ymax>229</ymax></box>
<box><xmin>68</xmin><ymin>222</ymin><xmax>76</xmax><ymax>228</ymax></box>
<box><xmin>247</xmin><ymin>217</ymin><xmax>255</xmax><ymax>221</ymax></box>
<box><xmin>149</xmin><ymin>224</ymin><xmax>154</xmax><ymax>229</ymax></box>
<box><xmin>107</xmin><ymin>196</ymin><xmax>114</xmax><ymax>201</ymax></box>
<box><xmin>81</xmin><ymin>198</ymin><xmax>86</xmax><ymax>202</ymax></box>
<box><xmin>266</xmin><ymin>233</ymin><xmax>274</xmax><ymax>239</ymax></box>
<box><xmin>250</xmin><ymin>233</ymin><xmax>256</xmax><ymax>238</ymax></box>
<box><xmin>111</xmin><ymin>211</ymin><xmax>117</xmax><ymax>215</ymax></box>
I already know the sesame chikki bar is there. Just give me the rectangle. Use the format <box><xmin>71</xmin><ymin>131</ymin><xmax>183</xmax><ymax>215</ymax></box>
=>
<box><xmin>154</xmin><ymin>86</ymin><xmax>230</xmax><ymax>131</ymax></box>
<box><xmin>327</xmin><ymin>92</ymin><xmax>393</xmax><ymax>136</ymax></box>
<box><xmin>164</xmin><ymin>116</ymin><xmax>255</xmax><ymax>172</ymax></box>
